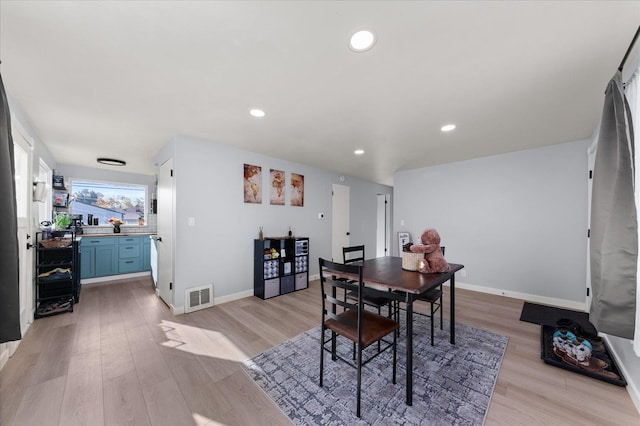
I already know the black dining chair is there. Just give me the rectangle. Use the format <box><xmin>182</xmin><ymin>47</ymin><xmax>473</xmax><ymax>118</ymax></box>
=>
<box><xmin>342</xmin><ymin>245</ymin><xmax>392</xmax><ymax>316</ymax></box>
<box><xmin>319</xmin><ymin>258</ymin><xmax>399</xmax><ymax>418</ymax></box>
<box><xmin>395</xmin><ymin>246</ymin><xmax>446</xmax><ymax>346</ymax></box>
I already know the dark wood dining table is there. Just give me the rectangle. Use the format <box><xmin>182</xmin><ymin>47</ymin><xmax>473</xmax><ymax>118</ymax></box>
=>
<box><xmin>328</xmin><ymin>256</ymin><xmax>464</xmax><ymax>406</ymax></box>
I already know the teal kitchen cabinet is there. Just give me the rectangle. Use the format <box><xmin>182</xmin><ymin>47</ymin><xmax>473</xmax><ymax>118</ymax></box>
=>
<box><xmin>81</xmin><ymin>235</ymin><xmax>152</xmax><ymax>280</ymax></box>
<box><xmin>80</xmin><ymin>237</ymin><xmax>117</xmax><ymax>279</ymax></box>
<box><xmin>118</xmin><ymin>236</ymin><xmax>141</xmax><ymax>274</ymax></box>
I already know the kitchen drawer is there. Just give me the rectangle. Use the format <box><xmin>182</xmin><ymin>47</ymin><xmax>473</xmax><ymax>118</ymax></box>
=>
<box><xmin>264</xmin><ymin>278</ymin><xmax>280</xmax><ymax>299</ymax></box>
<box><xmin>119</xmin><ymin>244</ymin><xmax>141</xmax><ymax>259</ymax></box>
<box><xmin>295</xmin><ymin>272</ymin><xmax>307</xmax><ymax>290</ymax></box>
<box><xmin>81</xmin><ymin>237</ymin><xmax>116</xmax><ymax>247</ymax></box>
<box><xmin>118</xmin><ymin>236</ymin><xmax>141</xmax><ymax>246</ymax></box>
<box><xmin>118</xmin><ymin>258</ymin><xmax>142</xmax><ymax>274</ymax></box>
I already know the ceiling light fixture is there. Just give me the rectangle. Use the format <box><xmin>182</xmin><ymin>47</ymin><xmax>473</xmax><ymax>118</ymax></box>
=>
<box><xmin>354</xmin><ymin>149</ymin><xmax>365</xmax><ymax>155</ymax></box>
<box><xmin>349</xmin><ymin>30</ymin><xmax>376</xmax><ymax>52</ymax></box>
<box><xmin>250</xmin><ymin>108</ymin><xmax>265</xmax><ymax>118</ymax></box>
<box><xmin>97</xmin><ymin>157</ymin><xmax>126</xmax><ymax>166</ymax></box>
<box><xmin>441</xmin><ymin>124</ymin><xmax>456</xmax><ymax>132</ymax></box>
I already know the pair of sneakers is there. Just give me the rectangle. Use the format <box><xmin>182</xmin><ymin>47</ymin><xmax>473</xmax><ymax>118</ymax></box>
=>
<box><xmin>552</xmin><ymin>318</ymin><xmax>618</xmax><ymax>379</ymax></box>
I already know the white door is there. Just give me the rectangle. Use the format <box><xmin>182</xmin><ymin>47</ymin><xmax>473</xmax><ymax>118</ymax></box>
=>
<box><xmin>331</xmin><ymin>184</ymin><xmax>350</xmax><ymax>262</ymax></box>
<box><xmin>157</xmin><ymin>158</ymin><xmax>174</xmax><ymax>307</ymax></box>
<box><xmin>376</xmin><ymin>193</ymin><xmax>390</xmax><ymax>257</ymax></box>
<box><xmin>13</xmin><ymin>127</ymin><xmax>34</xmax><ymax>351</ymax></box>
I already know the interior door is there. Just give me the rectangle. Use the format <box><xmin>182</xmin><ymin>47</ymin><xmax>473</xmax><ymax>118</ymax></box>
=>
<box><xmin>12</xmin><ymin>126</ymin><xmax>34</xmax><ymax>350</ymax></box>
<box><xmin>157</xmin><ymin>158</ymin><xmax>174</xmax><ymax>307</ymax></box>
<box><xmin>376</xmin><ymin>193</ymin><xmax>390</xmax><ymax>257</ymax></box>
<box><xmin>331</xmin><ymin>184</ymin><xmax>350</xmax><ymax>261</ymax></box>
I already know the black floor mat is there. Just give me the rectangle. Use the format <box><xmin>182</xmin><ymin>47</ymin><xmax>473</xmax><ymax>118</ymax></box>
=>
<box><xmin>519</xmin><ymin>301</ymin><xmax>597</xmax><ymax>336</ymax></box>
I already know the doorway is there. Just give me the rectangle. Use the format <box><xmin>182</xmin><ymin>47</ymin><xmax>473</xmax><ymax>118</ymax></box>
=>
<box><xmin>331</xmin><ymin>184</ymin><xmax>350</xmax><ymax>262</ymax></box>
<box><xmin>376</xmin><ymin>193</ymin><xmax>390</xmax><ymax>257</ymax></box>
<box><xmin>157</xmin><ymin>158</ymin><xmax>174</xmax><ymax>307</ymax></box>
<box><xmin>12</xmin><ymin>125</ymin><xmax>33</xmax><ymax>353</ymax></box>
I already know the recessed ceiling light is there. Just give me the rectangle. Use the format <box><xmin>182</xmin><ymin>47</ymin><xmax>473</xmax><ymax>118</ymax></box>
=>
<box><xmin>250</xmin><ymin>109</ymin><xmax>265</xmax><ymax>118</ymax></box>
<box><xmin>354</xmin><ymin>149</ymin><xmax>365</xmax><ymax>155</ymax></box>
<box><xmin>349</xmin><ymin>30</ymin><xmax>376</xmax><ymax>52</ymax></box>
<box><xmin>441</xmin><ymin>124</ymin><xmax>456</xmax><ymax>132</ymax></box>
<box><xmin>97</xmin><ymin>158</ymin><xmax>126</xmax><ymax>166</ymax></box>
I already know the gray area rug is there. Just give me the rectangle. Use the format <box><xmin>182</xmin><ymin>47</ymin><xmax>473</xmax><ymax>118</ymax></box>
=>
<box><xmin>243</xmin><ymin>314</ymin><xmax>508</xmax><ymax>425</ymax></box>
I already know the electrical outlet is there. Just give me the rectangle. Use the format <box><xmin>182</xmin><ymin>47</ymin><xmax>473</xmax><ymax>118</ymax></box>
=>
<box><xmin>461</xmin><ymin>270</ymin><xmax>467</xmax><ymax>278</ymax></box>
<box><xmin>188</xmin><ymin>217</ymin><xmax>195</xmax><ymax>226</ymax></box>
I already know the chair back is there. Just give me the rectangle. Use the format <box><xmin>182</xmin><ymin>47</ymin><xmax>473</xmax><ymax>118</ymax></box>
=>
<box><xmin>319</xmin><ymin>258</ymin><xmax>364</xmax><ymax>333</ymax></box>
<box><xmin>343</xmin><ymin>245</ymin><xmax>365</xmax><ymax>265</ymax></box>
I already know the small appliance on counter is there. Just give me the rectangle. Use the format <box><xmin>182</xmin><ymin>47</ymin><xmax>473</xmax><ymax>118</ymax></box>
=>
<box><xmin>70</xmin><ymin>214</ymin><xmax>83</xmax><ymax>234</ymax></box>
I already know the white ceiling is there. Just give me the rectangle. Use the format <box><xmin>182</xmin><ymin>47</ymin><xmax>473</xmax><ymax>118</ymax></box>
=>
<box><xmin>1</xmin><ymin>1</ymin><xmax>639</xmax><ymax>186</ymax></box>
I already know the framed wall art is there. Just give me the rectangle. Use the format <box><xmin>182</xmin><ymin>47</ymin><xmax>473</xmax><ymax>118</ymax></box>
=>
<box><xmin>270</xmin><ymin>169</ymin><xmax>285</xmax><ymax>205</ymax></box>
<box><xmin>244</xmin><ymin>164</ymin><xmax>262</xmax><ymax>204</ymax></box>
<box><xmin>291</xmin><ymin>173</ymin><xmax>304</xmax><ymax>206</ymax></box>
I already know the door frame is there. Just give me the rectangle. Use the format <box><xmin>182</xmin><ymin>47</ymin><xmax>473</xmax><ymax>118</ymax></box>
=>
<box><xmin>157</xmin><ymin>158</ymin><xmax>175</xmax><ymax>309</ymax></box>
<box><xmin>331</xmin><ymin>183</ymin><xmax>350</xmax><ymax>262</ymax></box>
<box><xmin>10</xmin><ymin>117</ymin><xmax>34</xmax><ymax>355</ymax></box>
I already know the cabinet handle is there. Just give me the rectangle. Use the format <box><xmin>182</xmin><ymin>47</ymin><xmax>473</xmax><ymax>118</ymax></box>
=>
<box><xmin>126</xmin><ymin>261</ymin><xmax>134</xmax><ymax>264</ymax></box>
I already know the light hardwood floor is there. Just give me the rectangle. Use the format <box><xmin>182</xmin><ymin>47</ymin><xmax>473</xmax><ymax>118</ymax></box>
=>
<box><xmin>1</xmin><ymin>276</ymin><xmax>638</xmax><ymax>426</ymax></box>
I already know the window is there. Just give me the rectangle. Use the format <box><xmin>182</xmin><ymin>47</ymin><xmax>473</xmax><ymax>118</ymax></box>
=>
<box><xmin>69</xmin><ymin>179</ymin><xmax>147</xmax><ymax>226</ymax></box>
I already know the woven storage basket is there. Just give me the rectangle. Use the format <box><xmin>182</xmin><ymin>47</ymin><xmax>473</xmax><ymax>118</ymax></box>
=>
<box><xmin>402</xmin><ymin>252</ymin><xmax>423</xmax><ymax>271</ymax></box>
<box><xmin>40</xmin><ymin>238</ymin><xmax>72</xmax><ymax>248</ymax></box>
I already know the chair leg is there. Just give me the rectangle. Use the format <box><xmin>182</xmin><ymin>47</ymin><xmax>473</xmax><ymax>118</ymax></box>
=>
<box><xmin>430</xmin><ymin>301</ymin><xmax>435</xmax><ymax>346</ymax></box>
<box><xmin>331</xmin><ymin>331</ymin><xmax>337</xmax><ymax>361</ymax></box>
<box><xmin>377</xmin><ymin>306</ymin><xmax>382</xmax><ymax>352</ymax></box>
<box><xmin>356</xmin><ymin>342</ymin><xmax>362</xmax><ymax>418</ymax></box>
<box><xmin>439</xmin><ymin>295</ymin><xmax>443</xmax><ymax>330</ymax></box>
<box><xmin>319</xmin><ymin>327</ymin><xmax>325</xmax><ymax>387</ymax></box>
<box><xmin>392</xmin><ymin>320</ymin><xmax>397</xmax><ymax>385</ymax></box>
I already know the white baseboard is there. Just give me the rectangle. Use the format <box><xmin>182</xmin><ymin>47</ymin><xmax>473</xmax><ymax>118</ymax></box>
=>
<box><xmin>0</xmin><ymin>346</ymin><xmax>10</xmax><ymax>371</ymax></box>
<box><xmin>449</xmin><ymin>280</ymin><xmax>587</xmax><ymax>311</ymax></box>
<box><xmin>81</xmin><ymin>271</ymin><xmax>151</xmax><ymax>285</ymax></box>
<box><xmin>172</xmin><ymin>289</ymin><xmax>254</xmax><ymax>315</ymax></box>
<box><xmin>600</xmin><ymin>335</ymin><xmax>640</xmax><ymax>416</ymax></box>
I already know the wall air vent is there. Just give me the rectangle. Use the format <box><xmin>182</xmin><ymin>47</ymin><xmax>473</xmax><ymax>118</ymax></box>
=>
<box><xmin>185</xmin><ymin>284</ymin><xmax>213</xmax><ymax>313</ymax></box>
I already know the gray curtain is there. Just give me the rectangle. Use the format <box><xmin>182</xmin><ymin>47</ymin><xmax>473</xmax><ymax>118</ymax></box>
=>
<box><xmin>0</xmin><ymin>71</ymin><xmax>22</xmax><ymax>344</ymax></box>
<box><xmin>590</xmin><ymin>70</ymin><xmax>637</xmax><ymax>339</ymax></box>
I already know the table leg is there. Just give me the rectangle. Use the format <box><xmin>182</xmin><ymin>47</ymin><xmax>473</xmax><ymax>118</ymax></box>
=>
<box><xmin>406</xmin><ymin>294</ymin><xmax>413</xmax><ymax>406</ymax></box>
<box><xmin>450</xmin><ymin>273</ymin><xmax>455</xmax><ymax>345</ymax></box>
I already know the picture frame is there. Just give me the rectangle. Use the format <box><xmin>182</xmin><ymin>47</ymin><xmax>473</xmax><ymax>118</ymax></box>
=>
<box><xmin>270</xmin><ymin>169</ymin><xmax>285</xmax><ymax>205</ymax></box>
<box><xmin>398</xmin><ymin>231</ymin><xmax>411</xmax><ymax>255</ymax></box>
<box><xmin>290</xmin><ymin>173</ymin><xmax>304</xmax><ymax>206</ymax></box>
<box><xmin>53</xmin><ymin>190</ymin><xmax>69</xmax><ymax>207</ymax></box>
<box><xmin>244</xmin><ymin>164</ymin><xmax>262</xmax><ymax>204</ymax></box>
<box><xmin>52</xmin><ymin>174</ymin><xmax>65</xmax><ymax>189</ymax></box>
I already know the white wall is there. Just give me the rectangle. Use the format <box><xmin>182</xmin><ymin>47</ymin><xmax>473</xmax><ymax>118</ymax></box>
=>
<box><xmin>394</xmin><ymin>139</ymin><xmax>589</xmax><ymax>303</ymax></box>
<box><xmin>155</xmin><ymin>134</ymin><xmax>392</xmax><ymax>310</ymax></box>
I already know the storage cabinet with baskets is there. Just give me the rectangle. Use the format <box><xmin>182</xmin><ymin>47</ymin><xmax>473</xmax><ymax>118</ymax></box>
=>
<box><xmin>254</xmin><ymin>237</ymin><xmax>309</xmax><ymax>299</ymax></box>
<box><xmin>35</xmin><ymin>232</ymin><xmax>80</xmax><ymax>318</ymax></box>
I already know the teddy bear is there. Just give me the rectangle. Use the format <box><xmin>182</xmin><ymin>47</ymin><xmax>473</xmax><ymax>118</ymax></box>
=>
<box><xmin>409</xmin><ymin>228</ymin><xmax>449</xmax><ymax>273</ymax></box>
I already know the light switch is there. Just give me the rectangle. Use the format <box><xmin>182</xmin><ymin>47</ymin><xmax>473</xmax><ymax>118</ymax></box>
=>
<box><xmin>188</xmin><ymin>217</ymin><xmax>195</xmax><ymax>227</ymax></box>
<box><xmin>400</xmin><ymin>220</ymin><xmax>405</xmax><ymax>226</ymax></box>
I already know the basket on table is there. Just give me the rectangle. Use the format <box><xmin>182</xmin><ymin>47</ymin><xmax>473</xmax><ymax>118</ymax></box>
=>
<box><xmin>40</xmin><ymin>238</ymin><xmax>72</xmax><ymax>248</ymax></box>
<box><xmin>402</xmin><ymin>252</ymin><xmax>423</xmax><ymax>271</ymax></box>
